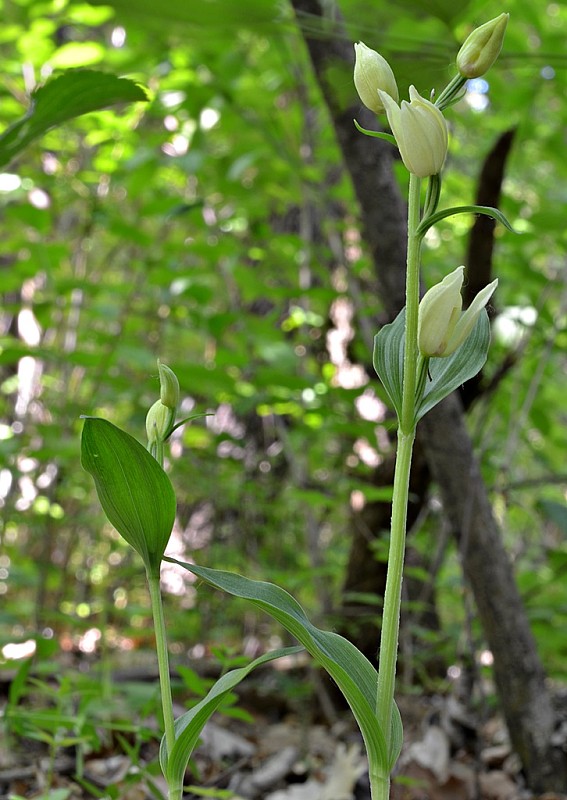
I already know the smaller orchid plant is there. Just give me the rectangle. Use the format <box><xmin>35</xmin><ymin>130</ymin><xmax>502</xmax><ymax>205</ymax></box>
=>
<box><xmin>81</xmin><ymin>14</ymin><xmax>512</xmax><ymax>800</ymax></box>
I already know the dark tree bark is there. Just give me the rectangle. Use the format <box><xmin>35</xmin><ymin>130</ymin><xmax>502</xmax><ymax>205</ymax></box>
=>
<box><xmin>419</xmin><ymin>395</ymin><xmax>567</xmax><ymax>789</ymax></box>
<box><xmin>464</xmin><ymin>127</ymin><xmax>516</xmax><ymax>305</ymax></box>
<box><xmin>290</xmin><ymin>0</ymin><xmax>567</xmax><ymax>791</ymax></box>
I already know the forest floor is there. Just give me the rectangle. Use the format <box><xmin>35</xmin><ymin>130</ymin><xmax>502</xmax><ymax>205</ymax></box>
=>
<box><xmin>1</xmin><ymin>654</ymin><xmax>566</xmax><ymax>800</ymax></box>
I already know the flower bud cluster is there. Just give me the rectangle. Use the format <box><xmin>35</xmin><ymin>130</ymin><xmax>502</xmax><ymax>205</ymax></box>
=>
<box><xmin>146</xmin><ymin>361</ymin><xmax>180</xmax><ymax>452</ymax></box>
<box><xmin>353</xmin><ymin>14</ymin><xmax>507</xmax><ymax>177</ymax></box>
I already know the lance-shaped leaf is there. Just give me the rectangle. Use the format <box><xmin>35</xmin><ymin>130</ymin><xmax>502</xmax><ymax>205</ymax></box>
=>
<box><xmin>0</xmin><ymin>70</ymin><xmax>148</xmax><ymax>170</ymax></box>
<box><xmin>81</xmin><ymin>417</ymin><xmax>175</xmax><ymax>575</ymax></box>
<box><xmin>160</xmin><ymin>646</ymin><xmax>303</xmax><ymax>784</ymax></box>
<box><xmin>165</xmin><ymin>558</ymin><xmax>404</xmax><ymax>776</ymax></box>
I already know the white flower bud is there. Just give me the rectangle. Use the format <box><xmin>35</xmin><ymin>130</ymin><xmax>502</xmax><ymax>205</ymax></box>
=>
<box><xmin>378</xmin><ymin>86</ymin><xmax>448</xmax><ymax>177</ymax></box>
<box><xmin>418</xmin><ymin>266</ymin><xmax>498</xmax><ymax>357</ymax></box>
<box><xmin>457</xmin><ymin>13</ymin><xmax>509</xmax><ymax>79</ymax></box>
<box><xmin>354</xmin><ymin>42</ymin><xmax>398</xmax><ymax>115</ymax></box>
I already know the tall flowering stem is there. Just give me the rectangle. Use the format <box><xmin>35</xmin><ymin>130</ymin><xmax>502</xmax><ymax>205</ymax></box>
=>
<box><xmin>374</xmin><ymin>175</ymin><xmax>422</xmax><ymax>797</ymax></box>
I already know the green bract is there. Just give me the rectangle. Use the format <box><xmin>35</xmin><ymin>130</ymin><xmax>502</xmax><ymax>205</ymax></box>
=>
<box><xmin>81</xmin><ymin>417</ymin><xmax>176</xmax><ymax>576</ymax></box>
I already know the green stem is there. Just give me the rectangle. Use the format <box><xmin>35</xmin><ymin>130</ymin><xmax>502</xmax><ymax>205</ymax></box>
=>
<box><xmin>400</xmin><ymin>174</ymin><xmax>422</xmax><ymax>435</ymax></box>
<box><xmin>373</xmin><ymin>174</ymin><xmax>422</xmax><ymax>800</ymax></box>
<box><xmin>435</xmin><ymin>73</ymin><xmax>467</xmax><ymax>110</ymax></box>
<box><xmin>147</xmin><ymin>570</ymin><xmax>179</xmax><ymax>800</ymax></box>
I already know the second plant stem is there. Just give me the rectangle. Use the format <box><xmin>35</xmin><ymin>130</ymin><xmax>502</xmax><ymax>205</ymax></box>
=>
<box><xmin>148</xmin><ymin>569</ymin><xmax>180</xmax><ymax>800</ymax></box>
<box><xmin>374</xmin><ymin>174</ymin><xmax>422</xmax><ymax>800</ymax></box>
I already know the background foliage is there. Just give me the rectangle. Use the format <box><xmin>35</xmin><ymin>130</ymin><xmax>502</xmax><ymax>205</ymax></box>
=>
<box><xmin>1</xmin><ymin>0</ymin><xmax>567</xmax><ymax>693</ymax></box>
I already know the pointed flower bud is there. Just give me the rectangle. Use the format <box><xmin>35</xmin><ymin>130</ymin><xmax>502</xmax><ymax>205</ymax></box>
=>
<box><xmin>354</xmin><ymin>42</ymin><xmax>399</xmax><ymax>115</ymax></box>
<box><xmin>146</xmin><ymin>399</ymin><xmax>174</xmax><ymax>447</ymax></box>
<box><xmin>378</xmin><ymin>86</ymin><xmax>448</xmax><ymax>177</ymax></box>
<box><xmin>418</xmin><ymin>266</ymin><xmax>498</xmax><ymax>357</ymax></box>
<box><xmin>456</xmin><ymin>13</ymin><xmax>509</xmax><ymax>79</ymax></box>
<box><xmin>158</xmin><ymin>360</ymin><xmax>179</xmax><ymax>410</ymax></box>
<box><xmin>146</xmin><ymin>361</ymin><xmax>180</xmax><ymax>461</ymax></box>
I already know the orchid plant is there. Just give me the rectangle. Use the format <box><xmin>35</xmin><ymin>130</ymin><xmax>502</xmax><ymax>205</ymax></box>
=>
<box><xmin>81</xmin><ymin>14</ymin><xmax>511</xmax><ymax>800</ymax></box>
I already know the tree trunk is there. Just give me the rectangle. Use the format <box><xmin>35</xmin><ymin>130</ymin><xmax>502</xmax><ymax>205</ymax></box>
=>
<box><xmin>290</xmin><ymin>0</ymin><xmax>567</xmax><ymax>790</ymax></box>
<box><xmin>419</xmin><ymin>395</ymin><xmax>567</xmax><ymax>790</ymax></box>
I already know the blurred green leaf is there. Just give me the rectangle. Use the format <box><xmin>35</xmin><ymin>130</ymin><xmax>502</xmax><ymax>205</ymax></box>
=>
<box><xmin>0</xmin><ymin>70</ymin><xmax>148</xmax><ymax>169</ymax></box>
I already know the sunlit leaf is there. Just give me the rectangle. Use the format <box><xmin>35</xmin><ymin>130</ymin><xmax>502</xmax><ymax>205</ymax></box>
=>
<box><xmin>0</xmin><ymin>70</ymin><xmax>148</xmax><ymax>169</ymax></box>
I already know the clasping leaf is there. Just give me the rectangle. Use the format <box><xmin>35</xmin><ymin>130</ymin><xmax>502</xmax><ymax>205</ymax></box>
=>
<box><xmin>373</xmin><ymin>307</ymin><xmax>491</xmax><ymax>423</ymax></box>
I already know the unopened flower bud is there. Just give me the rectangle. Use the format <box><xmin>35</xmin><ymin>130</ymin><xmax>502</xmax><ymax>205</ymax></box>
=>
<box><xmin>418</xmin><ymin>266</ymin><xmax>498</xmax><ymax>357</ymax></box>
<box><xmin>354</xmin><ymin>42</ymin><xmax>398</xmax><ymax>115</ymax></box>
<box><xmin>456</xmin><ymin>13</ymin><xmax>509</xmax><ymax>79</ymax></box>
<box><xmin>378</xmin><ymin>86</ymin><xmax>448</xmax><ymax>177</ymax></box>
<box><xmin>146</xmin><ymin>399</ymin><xmax>174</xmax><ymax>447</ymax></box>
<box><xmin>158</xmin><ymin>360</ymin><xmax>179</xmax><ymax>410</ymax></box>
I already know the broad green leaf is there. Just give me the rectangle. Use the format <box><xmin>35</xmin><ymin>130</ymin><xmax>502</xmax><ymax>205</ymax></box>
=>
<box><xmin>81</xmin><ymin>418</ymin><xmax>175</xmax><ymax>575</ymax></box>
<box><xmin>166</xmin><ymin>558</ymin><xmax>403</xmax><ymax>774</ymax></box>
<box><xmin>416</xmin><ymin>311</ymin><xmax>490</xmax><ymax>420</ymax></box>
<box><xmin>0</xmin><ymin>70</ymin><xmax>148</xmax><ymax>170</ymax></box>
<box><xmin>160</xmin><ymin>646</ymin><xmax>303</xmax><ymax>783</ymax></box>
<box><xmin>373</xmin><ymin>309</ymin><xmax>406</xmax><ymax>421</ymax></box>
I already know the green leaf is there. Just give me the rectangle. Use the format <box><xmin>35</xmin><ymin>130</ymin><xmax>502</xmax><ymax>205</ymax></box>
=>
<box><xmin>373</xmin><ymin>309</ymin><xmax>406</xmax><ymax>421</ymax></box>
<box><xmin>165</xmin><ymin>558</ymin><xmax>403</xmax><ymax>775</ymax></box>
<box><xmin>160</xmin><ymin>646</ymin><xmax>303</xmax><ymax>783</ymax></box>
<box><xmin>416</xmin><ymin>311</ymin><xmax>491</xmax><ymax>420</ymax></box>
<box><xmin>0</xmin><ymin>70</ymin><xmax>149</xmax><ymax>170</ymax></box>
<box><xmin>416</xmin><ymin>204</ymin><xmax>516</xmax><ymax>237</ymax></box>
<box><xmin>373</xmin><ymin>308</ymin><xmax>491</xmax><ymax>422</ymax></box>
<box><xmin>81</xmin><ymin>417</ymin><xmax>175</xmax><ymax>575</ymax></box>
